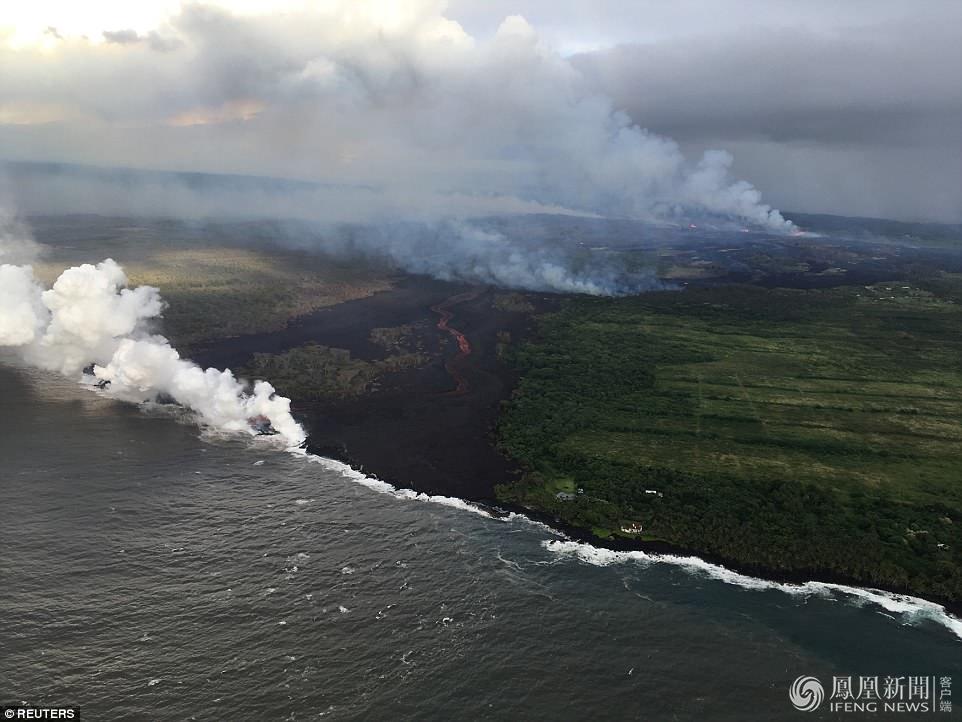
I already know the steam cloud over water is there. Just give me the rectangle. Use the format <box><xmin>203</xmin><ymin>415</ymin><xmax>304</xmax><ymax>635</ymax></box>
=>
<box><xmin>0</xmin><ymin>219</ymin><xmax>305</xmax><ymax>447</ymax></box>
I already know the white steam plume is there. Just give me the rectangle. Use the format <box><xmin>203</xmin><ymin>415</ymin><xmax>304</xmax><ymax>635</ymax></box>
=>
<box><xmin>0</xmin><ymin>220</ymin><xmax>305</xmax><ymax>447</ymax></box>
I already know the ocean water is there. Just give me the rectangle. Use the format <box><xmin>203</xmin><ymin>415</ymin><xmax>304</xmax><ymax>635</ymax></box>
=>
<box><xmin>1</xmin><ymin>365</ymin><xmax>959</xmax><ymax>721</ymax></box>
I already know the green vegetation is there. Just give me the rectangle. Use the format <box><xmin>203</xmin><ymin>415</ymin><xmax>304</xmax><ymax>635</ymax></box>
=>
<box><xmin>497</xmin><ymin>279</ymin><xmax>962</xmax><ymax>601</ymax></box>
<box><xmin>244</xmin><ymin>341</ymin><xmax>428</xmax><ymax>400</ymax></box>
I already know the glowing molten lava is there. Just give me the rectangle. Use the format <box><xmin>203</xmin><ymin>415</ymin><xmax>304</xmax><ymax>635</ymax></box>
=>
<box><xmin>430</xmin><ymin>290</ymin><xmax>480</xmax><ymax>395</ymax></box>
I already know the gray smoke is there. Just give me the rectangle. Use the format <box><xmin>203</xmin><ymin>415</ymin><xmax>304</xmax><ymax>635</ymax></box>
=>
<box><xmin>1</xmin><ymin>4</ymin><xmax>803</xmax><ymax>297</ymax></box>
<box><xmin>305</xmin><ymin>219</ymin><xmax>670</xmax><ymax>295</ymax></box>
<box><xmin>4</xmin><ymin>160</ymin><xmax>757</xmax><ymax>296</ymax></box>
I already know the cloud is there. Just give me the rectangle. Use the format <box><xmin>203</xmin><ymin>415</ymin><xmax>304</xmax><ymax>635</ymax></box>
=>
<box><xmin>3</xmin><ymin>1</ymin><xmax>955</xmax><ymax>222</ymax></box>
<box><xmin>0</xmin><ymin>2</ymin><xmax>792</xmax><ymax>230</ymax></box>
<box><xmin>571</xmin><ymin>7</ymin><xmax>962</xmax><ymax>221</ymax></box>
<box><xmin>102</xmin><ymin>29</ymin><xmax>140</xmax><ymax>45</ymax></box>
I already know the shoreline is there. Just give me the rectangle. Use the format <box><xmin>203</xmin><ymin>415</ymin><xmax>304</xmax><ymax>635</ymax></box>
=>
<box><xmin>295</xmin><ymin>446</ymin><xmax>962</xmax><ymax>636</ymax></box>
<box><xmin>192</xmin><ymin>276</ymin><xmax>962</xmax><ymax>621</ymax></box>
<box><xmin>491</xmin><ymin>498</ymin><xmax>962</xmax><ymax>620</ymax></box>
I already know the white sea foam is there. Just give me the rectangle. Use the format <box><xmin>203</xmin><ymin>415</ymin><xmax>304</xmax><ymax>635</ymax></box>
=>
<box><xmin>543</xmin><ymin>539</ymin><xmax>962</xmax><ymax>640</ymax></box>
<box><xmin>501</xmin><ymin>512</ymin><xmax>568</xmax><ymax>537</ymax></box>
<box><xmin>293</xmin><ymin>450</ymin><xmax>573</xmax><ymax>533</ymax></box>
<box><xmin>285</xmin><ymin>447</ymin><xmax>962</xmax><ymax>640</ymax></box>
<box><xmin>295</xmin><ymin>450</ymin><xmax>495</xmax><ymax>519</ymax></box>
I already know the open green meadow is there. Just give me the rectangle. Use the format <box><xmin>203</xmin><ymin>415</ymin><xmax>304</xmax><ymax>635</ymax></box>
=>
<box><xmin>497</xmin><ymin>278</ymin><xmax>962</xmax><ymax>601</ymax></box>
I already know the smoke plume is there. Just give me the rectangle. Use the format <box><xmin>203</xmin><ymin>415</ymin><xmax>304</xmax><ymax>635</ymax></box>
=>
<box><xmin>0</xmin><ymin>218</ymin><xmax>305</xmax><ymax>447</ymax></box>
<box><xmin>1</xmin><ymin>4</ymin><xmax>794</xmax><ymax>236</ymax></box>
<box><xmin>277</xmin><ymin>218</ymin><xmax>668</xmax><ymax>296</ymax></box>
<box><xmin>0</xmin><ymin>3</ymin><xmax>799</xmax><ymax>299</ymax></box>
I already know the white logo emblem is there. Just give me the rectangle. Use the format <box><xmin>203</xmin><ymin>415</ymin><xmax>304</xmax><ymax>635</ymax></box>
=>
<box><xmin>790</xmin><ymin>676</ymin><xmax>825</xmax><ymax>712</ymax></box>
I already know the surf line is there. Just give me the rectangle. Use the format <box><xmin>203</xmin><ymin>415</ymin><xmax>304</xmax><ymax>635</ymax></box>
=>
<box><xmin>284</xmin><ymin>446</ymin><xmax>962</xmax><ymax>642</ymax></box>
<box><xmin>430</xmin><ymin>289</ymin><xmax>481</xmax><ymax>395</ymax></box>
<box><xmin>543</xmin><ymin>539</ymin><xmax>962</xmax><ymax>641</ymax></box>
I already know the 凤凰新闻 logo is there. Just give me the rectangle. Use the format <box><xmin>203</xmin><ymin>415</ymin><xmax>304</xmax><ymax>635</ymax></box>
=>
<box><xmin>790</xmin><ymin>676</ymin><xmax>825</xmax><ymax>712</ymax></box>
<box><xmin>788</xmin><ymin>675</ymin><xmax>952</xmax><ymax>714</ymax></box>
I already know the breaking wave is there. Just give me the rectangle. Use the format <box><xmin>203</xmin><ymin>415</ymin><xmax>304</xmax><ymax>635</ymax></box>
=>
<box><xmin>295</xmin><ymin>449</ymin><xmax>495</xmax><ymax>519</ymax></box>
<box><xmin>284</xmin><ymin>446</ymin><xmax>962</xmax><ymax>640</ymax></box>
<box><xmin>292</xmin><ymin>449</ymin><xmax>569</xmax><ymax>535</ymax></box>
<box><xmin>543</xmin><ymin>539</ymin><xmax>962</xmax><ymax>640</ymax></box>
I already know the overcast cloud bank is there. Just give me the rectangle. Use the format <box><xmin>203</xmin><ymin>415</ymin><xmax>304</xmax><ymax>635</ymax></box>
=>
<box><xmin>0</xmin><ymin>1</ymin><xmax>798</xmax><ymax>231</ymax></box>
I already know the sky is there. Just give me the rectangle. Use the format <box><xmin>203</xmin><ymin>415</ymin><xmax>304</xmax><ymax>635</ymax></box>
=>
<box><xmin>0</xmin><ymin>0</ymin><xmax>959</xmax><ymax>223</ymax></box>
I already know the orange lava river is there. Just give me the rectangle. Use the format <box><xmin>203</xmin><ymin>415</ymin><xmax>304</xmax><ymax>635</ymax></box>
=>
<box><xmin>430</xmin><ymin>290</ymin><xmax>479</xmax><ymax>395</ymax></box>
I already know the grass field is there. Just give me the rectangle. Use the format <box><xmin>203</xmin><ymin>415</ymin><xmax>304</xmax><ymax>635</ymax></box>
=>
<box><xmin>497</xmin><ymin>278</ymin><xmax>962</xmax><ymax>601</ymax></box>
